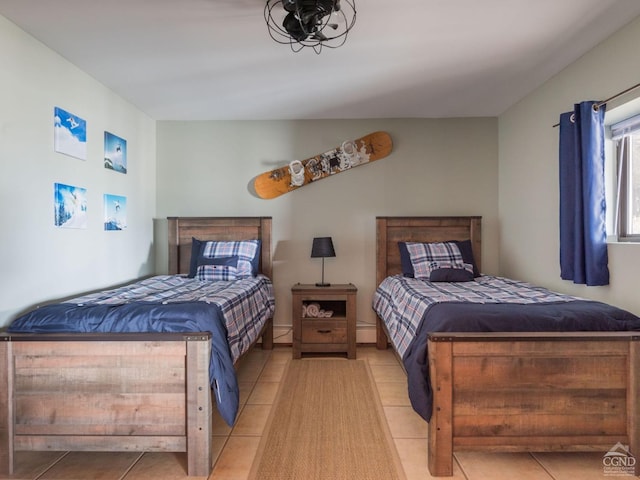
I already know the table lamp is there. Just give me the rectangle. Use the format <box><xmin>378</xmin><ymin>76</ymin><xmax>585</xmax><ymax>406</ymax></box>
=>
<box><xmin>310</xmin><ymin>237</ymin><xmax>335</xmax><ymax>287</ymax></box>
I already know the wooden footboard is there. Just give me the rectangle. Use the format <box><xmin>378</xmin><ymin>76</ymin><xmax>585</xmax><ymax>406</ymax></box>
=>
<box><xmin>1</xmin><ymin>332</ymin><xmax>213</xmax><ymax>477</ymax></box>
<box><xmin>428</xmin><ymin>332</ymin><xmax>640</xmax><ymax>476</ymax></box>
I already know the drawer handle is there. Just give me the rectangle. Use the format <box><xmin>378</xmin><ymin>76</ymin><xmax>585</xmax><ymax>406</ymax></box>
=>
<box><xmin>317</xmin><ymin>329</ymin><xmax>332</xmax><ymax>334</ymax></box>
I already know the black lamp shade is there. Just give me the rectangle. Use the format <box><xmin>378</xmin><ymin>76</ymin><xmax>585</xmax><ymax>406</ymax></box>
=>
<box><xmin>311</xmin><ymin>237</ymin><xmax>336</xmax><ymax>258</ymax></box>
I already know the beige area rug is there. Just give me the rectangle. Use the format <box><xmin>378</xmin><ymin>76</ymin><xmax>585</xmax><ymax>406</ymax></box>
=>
<box><xmin>249</xmin><ymin>359</ymin><xmax>406</xmax><ymax>480</ymax></box>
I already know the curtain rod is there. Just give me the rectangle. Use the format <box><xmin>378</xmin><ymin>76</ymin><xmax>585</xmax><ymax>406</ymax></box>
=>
<box><xmin>552</xmin><ymin>81</ymin><xmax>640</xmax><ymax>128</ymax></box>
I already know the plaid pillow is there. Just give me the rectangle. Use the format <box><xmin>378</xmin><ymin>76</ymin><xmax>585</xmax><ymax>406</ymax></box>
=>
<box><xmin>196</xmin><ymin>264</ymin><xmax>238</xmax><ymax>282</ymax></box>
<box><xmin>406</xmin><ymin>242</ymin><xmax>473</xmax><ymax>279</ymax></box>
<box><xmin>200</xmin><ymin>240</ymin><xmax>259</xmax><ymax>278</ymax></box>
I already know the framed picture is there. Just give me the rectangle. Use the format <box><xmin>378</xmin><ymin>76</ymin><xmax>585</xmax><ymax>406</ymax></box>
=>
<box><xmin>103</xmin><ymin>194</ymin><xmax>127</xmax><ymax>231</ymax></box>
<box><xmin>54</xmin><ymin>183</ymin><xmax>87</xmax><ymax>229</ymax></box>
<box><xmin>104</xmin><ymin>131</ymin><xmax>127</xmax><ymax>174</ymax></box>
<box><xmin>54</xmin><ymin>107</ymin><xmax>87</xmax><ymax>160</ymax></box>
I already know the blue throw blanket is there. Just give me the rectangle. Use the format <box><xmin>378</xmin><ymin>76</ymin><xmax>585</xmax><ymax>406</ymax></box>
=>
<box><xmin>9</xmin><ymin>300</ymin><xmax>241</xmax><ymax>426</ymax></box>
<box><xmin>373</xmin><ymin>275</ymin><xmax>640</xmax><ymax>422</ymax></box>
<box><xmin>8</xmin><ymin>275</ymin><xmax>276</xmax><ymax>426</ymax></box>
<box><xmin>403</xmin><ymin>299</ymin><xmax>640</xmax><ymax>422</ymax></box>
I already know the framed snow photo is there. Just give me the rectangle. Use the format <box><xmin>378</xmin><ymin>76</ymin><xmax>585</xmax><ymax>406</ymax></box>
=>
<box><xmin>54</xmin><ymin>107</ymin><xmax>87</xmax><ymax>160</ymax></box>
<box><xmin>54</xmin><ymin>183</ymin><xmax>87</xmax><ymax>229</ymax></box>
<box><xmin>103</xmin><ymin>193</ymin><xmax>127</xmax><ymax>231</ymax></box>
<box><xmin>104</xmin><ymin>131</ymin><xmax>127</xmax><ymax>174</ymax></box>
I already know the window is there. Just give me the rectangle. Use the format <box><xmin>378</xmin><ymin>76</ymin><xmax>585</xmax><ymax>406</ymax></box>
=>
<box><xmin>611</xmin><ymin>113</ymin><xmax>640</xmax><ymax>241</ymax></box>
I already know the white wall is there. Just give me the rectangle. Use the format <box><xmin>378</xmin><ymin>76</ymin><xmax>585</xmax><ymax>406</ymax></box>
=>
<box><xmin>0</xmin><ymin>15</ymin><xmax>157</xmax><ymax>328</ymax></box>
<box><xmin>155</xmin><ymin>119</ymin><xmax>499</xmax><ymax>343</ymax></box>
<box><xmin>498</xmin><ymin>16</ymin><xmax>640</xmax><ymax>314</ymax></box>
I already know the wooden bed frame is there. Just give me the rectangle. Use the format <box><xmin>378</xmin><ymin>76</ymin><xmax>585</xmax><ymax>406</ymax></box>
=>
<box><xmin>375</xmin><ymin>216</ymin><xmax>640</xmax><ymax>477</ymax></box>
<box><xmin>1</xmin><ymin>216</ymin><xmax>274</xmax><ymax>477</ymax></box>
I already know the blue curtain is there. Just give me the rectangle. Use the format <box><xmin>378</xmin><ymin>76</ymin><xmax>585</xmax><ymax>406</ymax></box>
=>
<box><xmin>558</xmin><ymin>101</ymin><xmax>609</xmax><ymax>286</ymax></box>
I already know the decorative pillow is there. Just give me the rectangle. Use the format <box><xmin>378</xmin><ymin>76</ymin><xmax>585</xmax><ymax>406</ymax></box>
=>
<box><xmin>404</xmin><ymin>242</ymin><xmax>474</xmax><ymax>279</ymax></box>
<box><xmin>398</xmin><ymin>239</ymin><xmax>480</xmax><ymax>278</ymax></box>
<box><xmin>429</xmin><ymin>267</ymin><xmax>474</xmax><ymax>282</ymax></box>
<box><xmin>398</xmin><ymin>241</ymin><xmax>414</xmax><ymax>277</ymax></box>
<box><xmin>454</xmin><ymin>239</ymin><xmax>480</xmax><ymax>277</ymax></box>
<box><xmin>196</xmin><ymin>264</ymin><xmax>238</xmax><ymax>282</ymax></box>
<box><xmin>199</xmin><ymin>240</ymin><xmax>260</xmax><ymax>279</ymax></box>
<box><xmin>197</xmin><ymin>255</ymin><xmax>238</xmax><ymax>268</ymax></box>
<box><xmin>188</xmin><ymin>237</ymin><xmax>205</xmax><ymax>278</ymax></box>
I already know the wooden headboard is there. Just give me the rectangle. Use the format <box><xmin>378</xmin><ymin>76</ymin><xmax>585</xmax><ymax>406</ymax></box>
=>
<box><xmin>375</xmin><ymin>216</ymin><xmax>481</xmax><ymax>346</ymax></box>
<box><xmin>167</xmin><ymin>217</ymin><xmax>272</xmax><ymax>277</ymax></box>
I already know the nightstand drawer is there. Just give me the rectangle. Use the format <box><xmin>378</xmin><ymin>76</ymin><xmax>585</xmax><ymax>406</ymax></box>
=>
<box><xmin>301</xmin><ymin>320</ymin><xmax>347</xmax><ymax>344</ymax></box>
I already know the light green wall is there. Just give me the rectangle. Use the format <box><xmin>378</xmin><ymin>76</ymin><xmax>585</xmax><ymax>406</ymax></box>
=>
<box><xmin>498</xmin><ymin>16</ymin><xmax>640</xmax><ymax>313</ymax></box>
<box><xmin>155</xmin><ymin>119</ymin><xmax>499</xmax><ymax>342</ymax></box>
<box><xmin>0</xmin><ymin>15</ymin><xmax>157</xmax><ymax>327</ymax></box>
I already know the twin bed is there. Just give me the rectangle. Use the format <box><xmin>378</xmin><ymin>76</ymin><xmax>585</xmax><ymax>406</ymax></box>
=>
<box><xmin>1</xmin><ymin>216</ymin><xmax>274</xmax><ymax>477</ymax></box>
<box><xmin>373</xmin><ymin>216</ymin><xmax>640</xmax><ymax>476</ymax></box>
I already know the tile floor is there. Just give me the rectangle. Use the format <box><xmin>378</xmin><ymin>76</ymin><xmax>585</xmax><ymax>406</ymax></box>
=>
<box><xmin>3</xmin><ymin>345</ymin><xmax>639</xmax><ymax>480</ymax></box>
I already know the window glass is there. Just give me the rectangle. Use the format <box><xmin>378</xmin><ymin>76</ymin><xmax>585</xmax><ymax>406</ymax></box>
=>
<box><xmin>612</xmin><ymin>128</ymin><xmax>640</xmax><ymax>240</ymax></box>
<box><xmin>630</xmin><ymin>134</ymin><xmax>640</xmax><ymax>234</ymax></box>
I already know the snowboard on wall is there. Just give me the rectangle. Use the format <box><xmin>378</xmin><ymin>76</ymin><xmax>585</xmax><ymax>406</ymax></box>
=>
<box><xmin>252</xmin><ymin>131</ymin><xmax>393</xmax><ymax>199</ymax></box>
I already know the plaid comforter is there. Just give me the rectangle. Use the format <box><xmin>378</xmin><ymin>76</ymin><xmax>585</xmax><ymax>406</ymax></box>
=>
<box><xmin>66</xmin><ymin>274</ymin><xmax>275</xmax><ymax>362</ymax></box>
<box><xmin>372</xmin><ymin>274</ymin><xmax>640</xmax><ymax>422</ymax></box>
<box><xmin>372</xmin><ymin>275</ymin><xmax>577</xmax><ymax>358</ymax></box>
<box><xmin>10</xmin><ymin>274</ymin><xmax>275</xmax><ymax>426</ymax></box>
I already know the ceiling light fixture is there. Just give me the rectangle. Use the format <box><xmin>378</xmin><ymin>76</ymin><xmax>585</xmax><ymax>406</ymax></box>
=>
<box><xmin>264</xmin><ymin>0</ymin><xmax>356</xmax><ymax>54</ymax></box>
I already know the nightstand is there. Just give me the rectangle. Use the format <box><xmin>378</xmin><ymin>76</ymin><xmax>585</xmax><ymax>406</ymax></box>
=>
<box><xmin>291</xmin><ymin>283</ymin><xmax>357</xmax><ymax>359</ymax></box>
